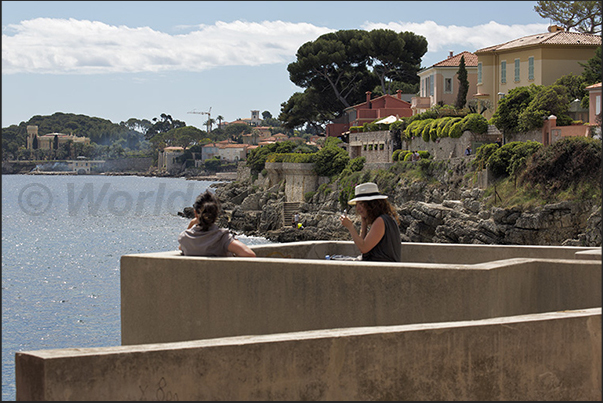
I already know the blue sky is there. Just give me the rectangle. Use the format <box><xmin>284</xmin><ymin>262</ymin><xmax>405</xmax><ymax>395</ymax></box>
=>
<box><xmin>2</xmin><ymin>1</ymin><xmax>551</xmax><ymax>129</ymax></box>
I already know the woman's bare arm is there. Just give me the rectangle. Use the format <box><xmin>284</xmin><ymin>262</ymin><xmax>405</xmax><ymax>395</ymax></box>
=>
<box><xmin>228</xmin><ymin>239</ymin><xmax>256</xmax><ymax>257</ymax></box>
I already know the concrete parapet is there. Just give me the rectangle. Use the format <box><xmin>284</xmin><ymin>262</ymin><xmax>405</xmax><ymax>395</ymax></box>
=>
<box><xmin>16</xmin><ymin>309</ymin><xmax>601</xmax><ymax>400</ymax></box>
<box><xmin>15</xmin><ymin>241</ymin><xmax>602</xmax><ymax>400</ymax></box>
<box><xmin>120</xmin><ymin>242</ymin><xmax>601</xmax><ymax>345</ymax></box>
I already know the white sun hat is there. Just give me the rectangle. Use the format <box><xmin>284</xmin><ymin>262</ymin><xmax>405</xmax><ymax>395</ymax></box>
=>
<box><xmin>348</xmin><ymin>182</ymin><xmax>388</xmax><ymax>205</ymax></box>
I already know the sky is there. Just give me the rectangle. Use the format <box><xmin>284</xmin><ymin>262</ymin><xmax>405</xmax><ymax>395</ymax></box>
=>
<box><xmin>2</xmin><ymin>1</ymin><xmax>553</xmax><ymax>130</ymax></box>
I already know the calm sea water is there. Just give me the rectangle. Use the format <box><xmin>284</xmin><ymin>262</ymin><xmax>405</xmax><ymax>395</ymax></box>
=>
<box><xmin>1</xmin><ymin>174</ymin><xmax>271</xmax><ymax>401</ymax></box>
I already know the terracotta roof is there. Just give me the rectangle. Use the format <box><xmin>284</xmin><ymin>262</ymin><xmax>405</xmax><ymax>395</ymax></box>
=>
<box><xmin>433</xmin><ymin>51</ymin><xmax>478</xmax><ymax>67</ymax></box>
<box><xmin>221</xmin><ymin>144</ymin><xmax>247</xmax><ymax>149</ymax></box>
<box><xmin>476</xmin><ymin>31</ymin><xmax>601</xmax><ymax>53</ymax></box>
<box><xmin>585</xmin><ymin>82</ymin><xmax>602</xmax><ymax>90</ymax></box>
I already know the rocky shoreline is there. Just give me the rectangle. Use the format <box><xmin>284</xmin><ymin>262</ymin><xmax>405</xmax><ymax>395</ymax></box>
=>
<box><xmin>188</xmin><ymin>161</ymin><xmax>601</xmax><ymax>247</ymax></box>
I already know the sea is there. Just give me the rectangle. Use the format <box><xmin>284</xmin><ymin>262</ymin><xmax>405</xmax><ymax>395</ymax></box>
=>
<box><xmin>1</xmin><ymin>174</ymin><xmax>272</xmax><ymax>401</ymax></box>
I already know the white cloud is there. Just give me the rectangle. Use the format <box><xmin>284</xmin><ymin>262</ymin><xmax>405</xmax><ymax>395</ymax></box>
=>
<box><xmin>362</xmin><ymin>20</ymin><xmax>550</xmax><ymax>53</ymax></box>
<box><xmin>2</xmin><ymin>18</ymin><xmax>551</xmax><ymax>75</ymax></box>
<box><xmin>1</xmin><ymin>18</ymin><xmax>334</xmax><ymax>74</ymax></box>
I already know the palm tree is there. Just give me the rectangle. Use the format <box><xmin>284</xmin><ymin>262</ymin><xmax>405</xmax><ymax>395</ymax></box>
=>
<box><xmin>205</xmin><ymin>118</ymin><xmax>216</xmax><ymax>133</ymax></box>
<box><xmin>216</xmin><ymin>115</ymin><xmax>224</xmax><ymax>130</ymax></box>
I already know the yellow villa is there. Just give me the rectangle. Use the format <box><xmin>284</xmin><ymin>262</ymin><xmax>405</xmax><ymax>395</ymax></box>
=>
<box><xmin>474</xmin><ymin>25</ymin><xmax>601</xmax><ymax>120</ymax></box>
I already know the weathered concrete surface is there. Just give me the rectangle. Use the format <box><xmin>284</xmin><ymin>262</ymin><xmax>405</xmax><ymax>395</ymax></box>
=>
<box><xmin>16</xmin><ymin>309</ymin><xmax>601</xmax><ymax>401</ymax></box>
<box><xmin>120</xmin><ymin>242</ymin><xmax>601</xmax><ymax>345</ymax></box>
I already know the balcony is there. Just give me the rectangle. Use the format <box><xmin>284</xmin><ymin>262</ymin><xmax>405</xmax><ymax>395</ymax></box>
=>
<box><xmin>411</xmin><ymin>96</ymin><xmax>431</xmax><ymax>110</ymax></box>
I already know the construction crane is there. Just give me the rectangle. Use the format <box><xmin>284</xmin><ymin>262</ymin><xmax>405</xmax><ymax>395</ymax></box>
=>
<box><xmin>187</xmin><ymin>107</ymin><xmax>212</xmax><ymax>132</ymax></box>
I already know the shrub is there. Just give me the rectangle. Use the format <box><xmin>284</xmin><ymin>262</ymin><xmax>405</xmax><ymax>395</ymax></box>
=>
<box><xmin>436</xmin><ymin>117</ymin><xmax>453</xmax><ymax>138</ymax></box>
<box><xmin>404</xmin><ymin>120</ymin><xmax>422</xmax><ymax>138</ymax></box>
<box><xmin>421</xmin><ymin>119</ymin><xmax>435</xmax><ymax>142</ymax></box>
<box><xmin>346</xmin><ymin>156</ymin><xmax>366</xmax><ymax>172</ymax></box>
<box><xmin>313</xmin><ymin>145</ymin><xmax>349</xmax><ymax>177</ymax></box>
<box><xmin>461</xmin><ymin>113</ymin><xmax>488</xmax><ymax>134</ymax></box>
<box><xmin>397</xmin><ymin>150</ymin><xmax>411</xmax><ymax>161</ymax></box>
<box><xmin>449</xmin><ymin>120</ymin><xmax>464</xmax><ymax>138</ymax></box>
<box><xmin>487</xmin><ymin>140</ymin><xmax>542</xmax><ymax>178</ymax></box>
<box><xmin>519</xmin><ymin>136</ymin><xmax>601</xmax><ymax>194</ymax></box>
<box><xmin>417</xmin><ymin>150</ymin><xmax>431</xmax><ymax>160</ymax></box>
<box><xmin>441</xmin><ymin>117</ymin><xmax>462</xmax><ymax>138</ymax></box>
<box><xmin>392</xmin><ymin>149</ymin><xmax>402</xmax><ymax>162</ymax></box>
<box><xmin>304</xmin><ymin>191</ymin><xmax>316</xmax><ymax>201</ymax></box>
<box><xmin>472</xmin><ymin>143</ymin><xmax>499</xmax><ymax>169</ymax></box>
<box><xmin>349</xmin><ymin>126</ymin><xmax>363</xmax><ymax>133</ymax></box>
<box><xmin>429</xmin><ymin>121</ymin><xmax>439</xmax><ymax>141</ymax></box>
<box><xmin>390</xmin><ymin>120</ymin><xmax>405</xmax><ymax>132</ymax></box>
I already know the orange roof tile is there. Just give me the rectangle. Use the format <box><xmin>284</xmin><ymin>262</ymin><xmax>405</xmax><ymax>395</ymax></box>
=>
<box><xmin>585</xmin><ymin>82</ymin><xmax>602</xmax><ymax>90</ymax></box>
<box><xmin>476</xmin><ymin>31</ymin><xmax>601</xmax><ymax>53</ymax></box>
<box><xmin>433</xmin><ymin>51</ymin><xmax>478</xmax><ymax>67</ymax></box>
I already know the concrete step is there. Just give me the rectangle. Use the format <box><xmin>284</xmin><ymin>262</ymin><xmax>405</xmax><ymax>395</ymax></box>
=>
<box><xmin>283</xmin><ymin>202</ymin><xmax>301</xmax><ymax>227</ymax></box>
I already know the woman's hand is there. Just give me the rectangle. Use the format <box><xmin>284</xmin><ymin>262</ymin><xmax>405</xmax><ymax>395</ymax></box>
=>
<box><xmin>340</xmin><ymin>213</ymin><xmax>355</xmax><ymax>231</ymax></box>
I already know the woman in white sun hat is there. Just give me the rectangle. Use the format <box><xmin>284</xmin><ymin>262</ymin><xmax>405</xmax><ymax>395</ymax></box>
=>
<box><xmin>339</xmin><ymin>182</ymin><xmax>401</xmax><ymax>262</ymax></box>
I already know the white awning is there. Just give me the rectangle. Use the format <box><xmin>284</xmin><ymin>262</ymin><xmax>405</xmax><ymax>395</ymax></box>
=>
<box><xmin>375</xmin><ymin>115</ymin><xmax>400</xmax><ymax>124</ymax></box>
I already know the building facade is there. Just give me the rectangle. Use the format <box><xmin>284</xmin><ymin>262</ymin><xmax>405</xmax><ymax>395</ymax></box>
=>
<box><xmin>412</xmin><ymin>51</ymin><xmax>478</xmax><ymax>115</ymax></box>
<box><xmin>474</xmin><ymin>25</ymin><xmax>601</xmax><ymax>120</ymax></box>
<box><xmin>26</xmin><ymin>125</ymin><xmax>91</xmax><ymax>150</ymax></box>
<box><xmin>326</xmin><ymin>90</ymin><xmax>413</xmax><ymax>137</ymax></box>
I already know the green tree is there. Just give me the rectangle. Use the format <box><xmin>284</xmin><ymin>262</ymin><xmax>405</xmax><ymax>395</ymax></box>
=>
<box><xmin>363</xmin><ymin>29</ymin><xmax>427</xmax><ymax>95</ymax></box>
<box><xmin>145</xmin><ymin>113</ymin><xmax>186</xmax><ymax>140</ymax></box>
<box><xmin>313</xmin><ymin>143</ymin><xmax>349</xmax><ymax>177</ymax></box>
<box><xmin>170</xmin><ymin>126</ymin><xmax>205</xmax><ymax>150</ymax></box>
<box><xmin>580</xmin><ymin>46</ymin><xmax>601</xmax><ymax>85</ymax></box>
<box><xmin>534</xmin><ymin>1</ymin><xmax>602</xmax><ymax>34</ymax></box>
<box><xmin>278</xmin><ymin>88</ymin><xmax>336</xmax><ymax>133</ymax></box>
<box><xmin>287</xmin><ymin>30</ymin><xmax>379</xmax><ymax>112</ymax></box>
<box><xmin>216</xmin><ymin>115</ymin><xmax>225</xmax><ymax>130</ymax></box>
<box><xmin>491</xmin><ymin>85</ymin><xmax>543</xmax><ymax>135</ymax></box>
<box><xmin>518</xmin><ymin>85</ymin><xmax>571</xmax><ymax>131</ymax></box>
<box><xmin>223</xmin><ymin>123</ymin><xmax>251</xmax><ymax>142</ymax></box>
<box><xmin>455</xmin><ymin>55</ymin><xmax>469</xmax><ymax>109</ymax></box>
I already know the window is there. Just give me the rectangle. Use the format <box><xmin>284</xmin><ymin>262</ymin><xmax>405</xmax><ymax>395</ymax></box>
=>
<box><xmin>514</xmin><ymin>59</ymin><xmax>520</xmax><ymax>82</ymax></box>
<box><xmin>477</xmin><ymin>63</ymin><xmax>482</xmax><ymax>84</ymax></box>
<box><xmin>528</xmin><ymin>57</ymin><xmax>534</xmax><ymax>80</ymax></box>
<box><xmin>501</xmin><ymin>61</ymin><xmax>506</xmax><ymax>83</ymax></box>
<box><xmin>445</xmin><ymin>78</ymin><xmax>452</xmax><ymax>93</ymax></box>
<box><xmin>430</xmin><ymin>74</ymin><xmax>434</xmax><ymax>96</ymax></box>
<box><xmin>596</xmin><ymin>95</ymin><xmax>601</xmax><ymax>115</ymax></box>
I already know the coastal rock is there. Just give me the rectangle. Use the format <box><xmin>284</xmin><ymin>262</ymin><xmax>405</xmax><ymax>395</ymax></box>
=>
<box><xmin>188</xmin><ymin>163</ymin><xmax>601</xmax><ymax>247</ymax></box>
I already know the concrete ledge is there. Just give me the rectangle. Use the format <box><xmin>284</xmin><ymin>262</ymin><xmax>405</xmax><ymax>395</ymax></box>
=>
<box><xmin>575</xmin><ymin>248</ymin><xmax>602</xmax><ymax>261</ymax></box>
<box><xmin>16</xmin><ymin>309</ymin><xmax>602</xmax><ymax>400</ymax></box>
<box><xmin>120</xmin><ymin>242</ymin><xmax>601</xmax><ymax>345</ymax></box>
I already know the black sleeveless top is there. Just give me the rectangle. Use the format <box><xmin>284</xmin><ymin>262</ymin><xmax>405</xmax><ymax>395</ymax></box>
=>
<box><xmin>362</xmin><ymin>214</ymin><xmax>402</xmax><ymax>262</ymax></box>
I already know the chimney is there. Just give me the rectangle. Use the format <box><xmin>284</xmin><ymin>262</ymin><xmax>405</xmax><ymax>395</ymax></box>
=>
<box><xmin>397</xmin><ymin>89</ymin><xmax>402</xmax><ymax>99</ymax></box>
<box><xmin>366</xmin><ymin>91</ymin><xmax>372</xmax><ymax>104</ymax></box>
<box><xmin>548</xmin><ymin>25</ymin><xmax>565</xmax><ymax>32</ymax></box>
<box><xmin>449</xmin><ymin>51</ymin><xmax>454</xmax><ymax>58</ymax></box>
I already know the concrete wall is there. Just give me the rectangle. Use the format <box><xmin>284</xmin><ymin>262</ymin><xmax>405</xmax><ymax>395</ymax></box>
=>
<box><xmin>120</xmin><ymin>242</ymin><xmax>601</xmax><ymax>345</ymax></box>
<box><xmin>265</xmin><ymin>162</ymin><xmax>329</xmax><ymax>203</ymax></box>
<box><xmin>102</xmin><ymin>157</ymin><xmax>153</xmax><ymax>172</ymax></box>
<box><xmin>16</xmin><ymin>309</ymin><xmax>601</xmax><ymax>400</ymax></box>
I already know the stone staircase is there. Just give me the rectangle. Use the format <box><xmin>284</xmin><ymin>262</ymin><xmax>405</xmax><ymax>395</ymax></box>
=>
<box><xmin>283</xmin><ymin>202</ymin><xmax>301</xmax><ymax>227</ymax></box>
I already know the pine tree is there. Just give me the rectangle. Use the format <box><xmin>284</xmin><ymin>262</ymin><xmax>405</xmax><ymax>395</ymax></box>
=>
<box><xmin>455</xmin><ymin>55</ymin><xmax>469</xmax><ymax>109</ymax></box>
